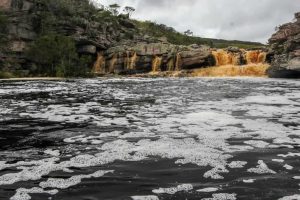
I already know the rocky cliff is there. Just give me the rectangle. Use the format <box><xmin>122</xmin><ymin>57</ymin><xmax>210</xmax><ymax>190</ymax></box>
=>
<box><xmin>93</xmin><ymin>43</ymin><xmax>267</xmax><ymax>75</ymax></box>
<box><xmin>0</xmin><ymin>0</ymin><xmax>268</xmax><ymax>77</ymax></box>
<box><xmin>267</xmin><ymin>12</ymin><xmax>300</xmax><ymax>78</ymax></box>
<box><xmin>0</xmin><ymin>0</ymin><xmax>149</xmax><ymax>75</ymax></box>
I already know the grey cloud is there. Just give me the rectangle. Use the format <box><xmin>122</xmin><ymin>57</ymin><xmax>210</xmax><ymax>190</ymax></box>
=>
<box><xmin>96</xmin><ymin>0</ymin><xmax>300</xmax><ymax>43</ymax></box>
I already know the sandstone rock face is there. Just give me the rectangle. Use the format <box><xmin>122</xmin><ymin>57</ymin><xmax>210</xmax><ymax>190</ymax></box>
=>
<box><xmin>0</xmin><ymin>0</ymin><xmax>12</xmax><ymax>10</ymax></box>
<box><xmin>268</xmin><ymin>12</ymin><xmax>300</xmax><ymax>78</ymax></box>
<box><xmin>93</xmin><ymin>43</ymin><xmax>214</xmax><ymax>74</ymax></box>
<box><xmin>0</xmin><ymin>0</ymin><xmax>143</xmax><ymax>73</ymax></box>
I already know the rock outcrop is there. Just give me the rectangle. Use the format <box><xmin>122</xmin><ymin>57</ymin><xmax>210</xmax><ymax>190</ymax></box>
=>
<box><xmin>267</xmin><ymin>12</ymin><xmax>300</xmax><ymax>78</ymax></box>
<box><xmin>92</xmin><ymin>43</ymin><xmax>214</xmax><ymax>74</ymax></box>
<box><xmin>0</xmin><ymin>0</ymin><xmax>269</xmax><ymax>76</ymax></box>
<box><xmin>0</xmin><ymin>0</ymin><xmax>145</xmax><ymax>74</ymax></box>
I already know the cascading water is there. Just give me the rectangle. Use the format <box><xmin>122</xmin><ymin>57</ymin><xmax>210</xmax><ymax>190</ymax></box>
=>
<box><xmin>245</xmin><ymin>51</ymin><xmax>267</xmax><ymax>64</ymax></box>
<box><xmin>129</xmin><ymin>52</ymin><xmax>137</xmax><ymax>70</ymax></box>
<box><xmin>93</xmin><ymin>52</ymin><xmax>106</xmax><ymax>74</ymax></box>
<box><xmin>109</xmin><ymin>54</ymin><xmax>118</xmax><ymax>73</ymax></box>
<box><xmin>212</xmin><ymin>50</ymin><xmax>240</xmax><ymax>66</ymax></box>
<box><xmin>175</xmin><ymin>53</ymin><xmax>182</xmax><ymax>71</ymax></box>
<box><xmin>166</xmin><ymin>56</ymin><xmax>175</xmax><ymax>71</ymax></box>
<box><xmin>152</xmin><ymin>56</ymin><xmax>162</xmax><ymax>72</ymax></box>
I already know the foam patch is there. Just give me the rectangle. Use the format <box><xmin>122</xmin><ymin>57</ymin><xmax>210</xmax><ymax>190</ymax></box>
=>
<box><xmin>197</xmin><ymin>187</ymin><xmax>219</xmax><ymax>192</ymax></box>
<box><xmin>247</xmin><ymin>160</ymin><xmax>276</xmax><ymax>174</ymax></box>
<box><xmin>10</xmin><ymin>187</ymin><xmax>58</xmax><ymax>200</ymax></box>
<box><xmin>201</xmin><ymin>193</ymin><xmax>237</xmax><ymax>200</ymax></box>
<box><xmin>152</xmin><ymin>184</ymin><xmax>193</xmax><ymax>194</ymax></box>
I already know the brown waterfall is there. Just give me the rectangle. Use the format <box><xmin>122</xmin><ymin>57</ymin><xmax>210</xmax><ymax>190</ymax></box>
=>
<box><xmin>129</xmin><ymin>52</ymin><xmax>137</xmax><ymax>70</ymax></box>
<box><xmin>212</xmin><ymin>50</ymin><xmax>240</xmax><ymax>66</ymax></box>
<box><xmin>125</xmin><ymin>51</ymin><xmax>130</xmax><ymax>70</ymax></box>
<box><xmin>124</xmin><ymin>52</ymin><xmax>137</xmax><ymax>70</ymax></box>
<box><xmin>167</xmin><ymin>57</ymin><xmax>175</xmax><ymax>71</ymax></box>
<box><xmin>152</xmin><ymin>56</ymin><xmax>162</xmax><ymax>72</ymax></box>
<box><xmin>245</xmin><ymin>51</ymin><xmax>267</xmax><ymax>64</ymax></box>
<box><xmin>109</xmin><ymin>54</ymin><xmax>118</xmax><ymax>73</ymax></box>
<box><xmin>175</xmin><ymin>53</ymin><xmax>182</xmax><ymax>71</ymax></box>
<box><xmin>93</xmin><ymin>52</ymin><xmax>106</xmax><ymax>74</ymax></box>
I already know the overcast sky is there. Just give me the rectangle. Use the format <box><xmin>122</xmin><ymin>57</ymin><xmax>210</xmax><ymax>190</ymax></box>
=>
<box><xmin>94</xmin><ymin>0</ymin><xmax>300</xmax><ymax>44</ymax></box>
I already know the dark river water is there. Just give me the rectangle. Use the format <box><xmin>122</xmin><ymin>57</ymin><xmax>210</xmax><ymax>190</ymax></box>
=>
<box><xmin>0</xmin><ymin>78</ymin><xmax>299</xmax><ymax>200</ymax></box>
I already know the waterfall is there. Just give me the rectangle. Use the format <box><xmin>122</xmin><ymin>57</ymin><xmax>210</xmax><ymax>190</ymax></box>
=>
<box><xmin>93</xmin><ymin>52</ymin><xmax>106</xmax><ymax>74</ymax></box>
<box><xmin>212</xmin><ymin>50</ymin><xmax>240</xmax><ymax>66</ymax></box>
<box><xmin>129</xmin><ymin>52</ymin><xmax>137</xmax><ymax>70</ymax></box>
<box><xmin>167</xmin><ymin>57</ymin><xmax>175</xmax><ymax>71</ymax></box>
<box><xmin>152</xmin><ymin>56</ymin><xmax>162</xmax><ymax>72</ymax></box>
<box><xmin>125</xmin><ymin>51</ymin><xmax>130</xmax><ymax>70</ymax></box>
<box><xmin>109</xmin><ymin>54</ymin><xmax>118</xmax><ymax>73</ymax></box>
<box><xmin>245</xmin><ymin>51</ymin><xmax>266</xmax><ymax>64</ymax></box>
<box><xmin>175</xmin><ymin>53</ymin><xmax>182</xmax><ymax>71</ymax></box>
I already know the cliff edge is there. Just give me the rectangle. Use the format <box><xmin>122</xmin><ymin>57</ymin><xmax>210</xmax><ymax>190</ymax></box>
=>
<box><xmin>268</xmin><ymin>12</ymin><xmax>300</xmax><ymax>78</ymax></box>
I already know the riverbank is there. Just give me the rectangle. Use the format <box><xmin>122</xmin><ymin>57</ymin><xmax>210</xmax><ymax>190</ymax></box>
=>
<box><xmin>0</xmin><ymin>64</ymin><xmax>270</xmax><ymax>80</ymax></box>
<box><xmin>0</xmin><ymin>77</ymin><xmax>66</xmax><ymax>81</ymax></box>
<box><xmin>131</xmin><ymin>64</ymin><xmax>270</xmax><ymax>78</ymax></box>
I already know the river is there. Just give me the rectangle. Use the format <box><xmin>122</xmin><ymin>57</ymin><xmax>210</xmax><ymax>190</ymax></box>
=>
<box><xmin>0</xmin><ymin>77</ymin><xmax>299</xmax><ymax>200</ymax></box>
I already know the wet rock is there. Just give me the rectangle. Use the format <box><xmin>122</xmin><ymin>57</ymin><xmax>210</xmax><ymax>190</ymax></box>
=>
<box><xmin>268</xmin><ymin>12</ymin><xmax>300</xmax><ymax>78</ymax></box>
<box><xmin>94</xmin><ymin>43</ymin><xmax>213</xmax><ymax>74</ymax></box>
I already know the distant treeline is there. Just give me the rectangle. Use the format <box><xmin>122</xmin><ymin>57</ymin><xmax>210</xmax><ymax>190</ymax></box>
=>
<box><xmin>134</xmin><ymin>20</ymin><xmax>265</xmax><ymax>49</ymax></box>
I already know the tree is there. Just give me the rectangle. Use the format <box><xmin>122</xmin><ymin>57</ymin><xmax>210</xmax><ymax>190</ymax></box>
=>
<box><xmin>184</xmin><ymin>29</ymin><xmax>193</xmax><ymax>36</ymax></box>
<box><xmin>123</xmin><ymin>6</ymin><xmax>135</xmax><ymax>17</ymax></box>
<box><xmin>108</xmin><ymin>3</ymin><xmax>120</xmax><ymax>16</ymax></box>
<box><xmin>0</xmin><ymin>11</ymin><xmax>8</xmax><ymax>52</ymax></box>
<box><xmin>26</xmin><ymin>34</ymin><xmax>78</xmax><ymax>77</ymax></box>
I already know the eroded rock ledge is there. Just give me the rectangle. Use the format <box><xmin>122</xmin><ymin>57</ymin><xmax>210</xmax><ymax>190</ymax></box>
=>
<box><xmin>92</xmin><ymin>43</ymin><xmax>267</xmax><ymax>75</ymax></box>
<box><xmin>267</xmin><ymin>12</ymin><xmax>300</xmax><ymax>78</ymax></box>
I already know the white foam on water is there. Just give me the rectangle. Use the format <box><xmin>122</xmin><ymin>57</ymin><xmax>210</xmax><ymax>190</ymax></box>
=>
<box><xmin>283</xmin><ymin>164</ymin><xmax>294</xmax><ymax>170</ymax></box>
<box><xmin>244</xmin><ymin>140</ymin><xmax>269</xmax><ymax>148</ymax></box>
<box><xmin>278</xmin><ymin>153</ymin><xmax>300</xmax><ymax>158</ymax></box>
<box><xmin>243</xmin><ymin>95</ymin><xmax>299</xmax><ymax>105</ymax></box>
<box><xmin>131</xmin><ymin>195</ymin><xmax>159</xmax><ymax>200</ymax></box>
<box><xmin>197</xmin><ymin>187</ymin><xmax>219</xmax><ymax>192</ymax></box>
<box><xmin>243</xmin><ymin>179</ymin><xmax>255</xmax><ymax>183</ymax></box>
<box><xmin>278</xmin><ymin>194</ymin><xmax>300</xmax><ymax>200</ymax></box>
<box><xmin>44</xmin><ymin>149</ymin><xmax>60</xmax><ymax>157</ymax></box>
<box><xmin>228</xmin><ymin>161</ymin><xmax>247</xmax><ymax>169</ymax></box>
<box><xmin>201</xmin><ymin>193</ymin><xmax>237</xmax><ymax>200</ymax></box>
<box><xmin>10</xmin><ymin>187</ymin><xmax>58</xmax><ymax>200</ymax></box>
<box><xmin>272</xmin><ymin>159</ymin><xmax>285</xmax><ymax>163</ymax></box>
<box><xmin>40</xmin><ymin>170</ymin><xmax>113</xmax><ymax>189</ymax></box>
<box><xmin>203</xmin><ymin>166</ymin><xmax>229</xmax><ymax>180</ymax></box>
<box><xmin>247</xmin><ymin>160</ymin><xmax>276</xmax><ymax>174</ymax></box>
<box><xmin>152</xmin><ymin>184</ymin><xmax>193</xmax><ymax>195</ymax></box>
<box><xmin>273</xmin><ymin>137</ymin><xmax>300</xmax><ymax>145</ymax></box>
<box><xmin>1</xmin><ymin>78</ymin><xmax>300</xmax><ymax>199</ymax></box>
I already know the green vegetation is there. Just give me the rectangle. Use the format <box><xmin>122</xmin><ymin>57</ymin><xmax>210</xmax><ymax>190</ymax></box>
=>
<box><xmin>0</xmin><ymin>11</ymin><xmax>8</xmax><ymax>51</ymax></box>
<box><xmin>0</xmin><ymin>71</ymin><xmax>15</xmax><ymax>79</ymax></box>
<box><xmin>134</xmin><ymin>20</ymin><xmax>265</xmax><ymax>49</ymax></box>
<box><xmin>26</xmin><ymin>34</ymin><xmax>92</xmax><ymax>77</ymax></box>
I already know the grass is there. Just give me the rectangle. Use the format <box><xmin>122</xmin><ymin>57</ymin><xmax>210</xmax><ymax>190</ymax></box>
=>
<box><xmin>191</xmin><ymin>64</ymin><xmax>270</xmax><ymax>77</ymax></box>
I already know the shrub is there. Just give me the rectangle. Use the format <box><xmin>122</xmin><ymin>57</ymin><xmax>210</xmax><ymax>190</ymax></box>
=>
<box><xmin>0</xmin><ymin>71</ymin><xmax>15</xmax><ymax>79</ymax></box>
<box><xmin>26</xmin><ymin>34</ymin><xmax>78</xmax><ymax>77</ymax></box>
<box><xmin>0</xmin><ymin>11</ymin><xmax>8</xmax><ymax>51</ymax></box>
